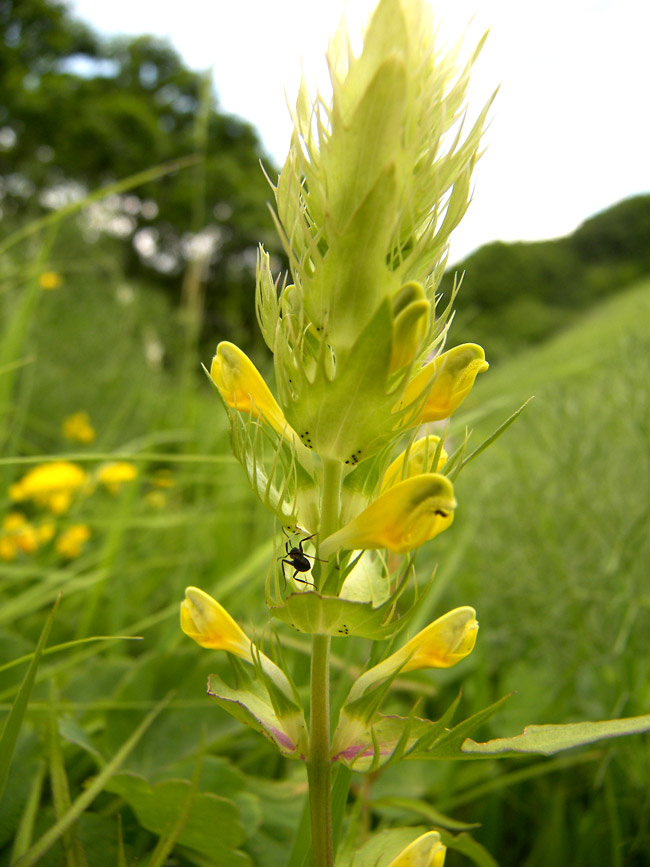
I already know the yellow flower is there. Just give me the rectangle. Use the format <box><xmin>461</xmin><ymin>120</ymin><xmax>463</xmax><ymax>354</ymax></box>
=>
<box><xmin>398</xmin><ymin>344</ymin><xmax>489</xmax><ymax>425</ymax></box>
<box><xmin>181</xmin><ymin>586</ymin><xmax>252</xmax><ymax>658</ymax></box>
<box><xmin>349</xmin><ymin>607</ymin><xmax>478</xmax><ymax>700</ymax></box>
<box><xmin>380</xmin><ymin>436</ymin><xmax>448</xmax><ymax>493</ymax></box>
<box><xmin>56</xmin><ymin>524</ymin><xmax>91</xmax><ymax>559</ymax></box>
<box><xmin>1</xmin><ymin>512</ymin><xmax>37</xmax><ymax>559</ymax></box>
<box><xmin>321</xmin><ymin>474</ymin><xmax>455</xmax><ymax>556</ymax></box>
<box><xmin>210</xmin><ymin>342</ymin><xmax>289</xmax><ymax>437</ymax></box>
<box><xmin>10</xmin><ymin>462</ymin><xmax>88</xmax><ymax>515</ymax></box>
<box><xmin>38</xmin><ymin>271</ymin><xmax>63</xmax><ymax>290</ymax></box>
<box><xmin>62</xmin><ymin>411</ymin><xmax>96</xmax><ymax>444</ymax></box>
<box><xmin>386</xmin><ymin>831</ymin><xmax>446</xmax><ymax>867</ymax></box>
<box><xmin>97</xmin><ymin>461</ymin><xmax>138</xmax><ymax>493</ymax></box>
<box><xmin>181</xmin><ymin>587</ymin><xmax>294</xmax><ymax>697</ymax></box>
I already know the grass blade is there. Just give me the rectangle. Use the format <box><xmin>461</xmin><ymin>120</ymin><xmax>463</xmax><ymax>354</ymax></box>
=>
<box><xmin>0</xmin><ymin>596</ymin><xmax>60</xmax><ymax>805</ymax></box>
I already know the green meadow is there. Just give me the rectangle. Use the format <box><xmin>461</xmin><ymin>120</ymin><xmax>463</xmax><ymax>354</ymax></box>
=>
<box><xmin>1</xmin><ymin>197</ymin><xmax>649</xmax><ymax>866</ymax></box>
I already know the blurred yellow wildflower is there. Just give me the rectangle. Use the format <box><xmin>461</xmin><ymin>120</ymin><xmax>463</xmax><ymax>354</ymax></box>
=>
<box><xmin>97</xmin><ymin>461</ymin><xmax>138</xmax><ymax>493</ymax></box>
<box><xmin>56</xmin><ymin>524</ymin><xmax>91</xmax><ymax>559</ymax></box>
<box><xmin>386</xmin><ymin>831</ymin><xmax>446</xmax><ymax>867</ymax></box>
<box><xmin>1</xmin><ymin>512</ymin><xmax>37</xmax><ymax>560</ymax></box>
<box><xmin>62</xmin><ymin>411</ymin><xmax>96</xmax><ymax>444</ymax></box>
<box><xmin>38</xmin><ymin>271</ymin><xmax>63</xmax><ymax>290</ymax></box>
<box><xmin>10</xmin><ymin>461</ymin><xmax>88</xmax><ymax>514</ymax></box>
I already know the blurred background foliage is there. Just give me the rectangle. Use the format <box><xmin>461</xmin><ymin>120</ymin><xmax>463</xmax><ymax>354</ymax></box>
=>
<box><xmin>1</xmin><ymin>1</ymin><xmax>649</xmax><ymax>866</ymax></box>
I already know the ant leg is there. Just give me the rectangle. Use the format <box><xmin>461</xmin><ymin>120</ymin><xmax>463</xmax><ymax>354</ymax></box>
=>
<box><xmin>292</xmin><ymin>570</ymin><xmax>315</xmax><ymax>587</ymax></box>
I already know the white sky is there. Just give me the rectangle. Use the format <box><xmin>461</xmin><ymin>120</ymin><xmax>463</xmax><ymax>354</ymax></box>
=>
<box><xmin>67</xmin><ymin>0</ymin><xmax>650</xmax><ymax>263</ymax></box>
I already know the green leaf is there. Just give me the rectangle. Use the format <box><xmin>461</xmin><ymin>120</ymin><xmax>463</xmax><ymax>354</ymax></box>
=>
<box><xmin>269</xmin><ymin>588</ymin><xmax>412</xmax><ymax>640</ymax></box>
<box><xmin>437</xmin><ymin>829</ymin><xmax>500</xmax><ymax>867</ymax></box>
<box><xmin>371</xmin><ymin>796</ymin><xmax>480</xmax><ymax>831</ymax></box>
<box><xmin>13</xmin><ymin>694</ymin><xmax>172</xmax><ymax>867</ymax></box>
<box><xmin>207</xmin><ymin>674</ymin><xmax>307</xmax><ymax>759</ymax></box>
<box><xmin>0</xmin><ymin>596</ymin><xmax>59</xmax><ymax>807</ymax></box>
<box><xmin>104</xmin><ymin>773</ymin><xmax>250</xmax><ymax>865</ymax></box>
<box><xmin>462</xmin><ymin>713</ymin><xmax>650</xmax><ymax>758</ymax></box>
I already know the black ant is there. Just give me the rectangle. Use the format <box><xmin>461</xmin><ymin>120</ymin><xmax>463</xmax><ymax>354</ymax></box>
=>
<box><xmin>279</xmin><ymin>529</ymin><xmax>326</xmax><ymax>586</ymax></box>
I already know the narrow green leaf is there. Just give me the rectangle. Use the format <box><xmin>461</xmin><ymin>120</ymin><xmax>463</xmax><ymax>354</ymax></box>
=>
<box><xmin>48</xmin><ymin>684</ymin><xmax>88</xmax><ymax>867</ymax></box>
<box><xmin>438</xmin><ymin>829</ymin><xmax>500</xmax><ymax>867</ymax></box>
<box><xmin>371</xmin><ymin>796</ymin><xmax>480</xmax><ymax>831</ymax></box>
<box><xmin>462</xmin><ymin>712</ymin><xmax>650</xmax><ymax>758</ymax></box>
<box><xmin>9</xmin><ymin>761</ymin><xmax>46</xmax><ymax>863</ymax></box>
<box><xmin>0</xmin><ymin>596</ymin><xmax>59</xmax><ymax>806</ymax></box>
<box><xmin>459</xmin><ymin>396</ymin><xmax>534</xmax><ymax>472</ymax></box>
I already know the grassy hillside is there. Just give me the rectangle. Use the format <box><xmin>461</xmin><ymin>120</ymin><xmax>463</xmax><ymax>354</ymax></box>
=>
<box><xmin>409</xmin><ymin>279</ymin><xmax>650</xmax><ymax>865</ymax></box>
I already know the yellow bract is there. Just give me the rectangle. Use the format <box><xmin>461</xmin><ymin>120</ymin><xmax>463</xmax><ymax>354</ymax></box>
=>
<box><xmin>10</xmin><ymin>461</ymin><xmax>88</xmax><ymax>515</ymax></box>
<box><xmin>62</xmin><ymin>411</ymin><xmax>96</xmax><ymax>444</ymax></box>
<box><xmin>180</xmin><ymin>586</ymin><xmax>252</xmax><ymax>659</ymax></box>
<box><xmin>210</xmin><ymin>342</ymin><xmax>288</xmax><ymax>436</ymax></box>
<box><xmin>386</xmin><ymin>831</ymin><xmax>446</xmax><ymax>867</ymax></box>
<box><xmin>399</xmin><ymin>344</ymin><xmax>489</xmax><ymax>424</ymax></box>
<box><xmin>321</xmin><ymin>473</ymin><xmax>455</xmax><ymax>556</ymax></box>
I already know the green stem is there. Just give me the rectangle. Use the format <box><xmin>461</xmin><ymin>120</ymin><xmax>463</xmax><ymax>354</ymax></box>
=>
<box><xmin>307</xmin><ymin>457</ymin><xmax>341</xmax><ymax>867</ymax></box>
<box><xmin>308</xmin><ymin>633</ymin><xmax>333</xmax><ymax>867</ymax></box>
<box><xmin>319</xmin><ymin>458</ymin><xmax>342</xmax><ymax>540</ymax></box>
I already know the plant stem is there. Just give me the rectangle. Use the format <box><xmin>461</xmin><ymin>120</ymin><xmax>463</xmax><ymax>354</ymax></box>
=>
<box><xmin>308</xmin><ymin>633</ymin><xmax>333</xmax><ymax>867</ymax></box>
<box><xmin>306</xmin><ymin>458</ymin><xmax>341</xmax><ymax>866</ymax></box>
<box><xmin>319</xmin><ymin>458</ymin><xmax>342</xmax><ymax>543</ymax></box>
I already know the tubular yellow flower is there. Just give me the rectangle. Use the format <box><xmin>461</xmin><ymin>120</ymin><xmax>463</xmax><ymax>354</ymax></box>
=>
<box><xmin>181</xmin><ymin>586</ymin><xmax>294</xmax><ymax>698</ymax></box>
<box><xmin>399</xmin><ymin>344</ymin><xmax>489</xmax><ymax>425</ymax></box>
<box><xmin>9</xmin><ymin>461</ymin><xmax>88</xmax><ymax>515</ymax></box>
<box><xmin>321</xmin><ymin>473</ymin><xmax>455</xmax><ymax>557</ymax></box>
<box><xmin>210</xmin><ymin>342</ymin><xmax>289</xmax><ymax>436</ymax></box>
<box><xmin>62</xmin><ymin>411</ymin><xmax>96</xmax><ymax>444</ymax></box>
<box><xmin>181</xmin><ymin>586</ymin><xmax>252</xmax><ymax>658</ymax></box>
<box><xmin>56</xmin><ymin>524</ymin><xmax>91</xmax><ymax>559</ymax></box>
<box><xmin>386</xmin><ymin>831</ymin><xmax>446</xmax><ymax>867</ymax></box>
<box><xmin>380</xmin><ymin>436</ymin><xmax>448</xmax><ymax>493</ymax></box>
<box><xmin>349</xmin><ymin>606</ymin><xmax>478</xmax><ymax>700</ymax></box>
<box><xmin>97</xmin><ymin>461</ymin><xmax>138</xmax><ymax>493</ymax></box>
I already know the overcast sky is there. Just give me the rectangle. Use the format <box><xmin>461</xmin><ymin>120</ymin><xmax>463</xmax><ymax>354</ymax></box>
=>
<box><xmin>67</xmin><ymin>0</ymin><xmax>650</xmax><ymax>263</ymax></box>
